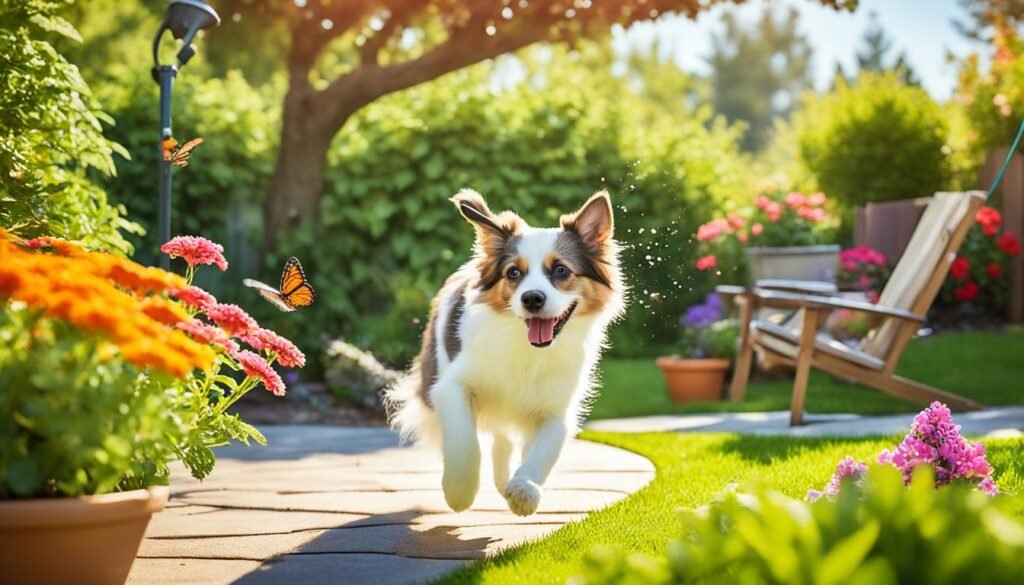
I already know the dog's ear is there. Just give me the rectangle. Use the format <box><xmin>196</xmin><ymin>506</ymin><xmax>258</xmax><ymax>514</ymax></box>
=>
<box><xmin>562</xmin><ymin>190</ymin><xmax>614</xmax><ymax>247</ymax></box>
<box><xmin>451</xmin><ymin>189</ymin><xmax>502</xmax><ymax>235</ymax></box>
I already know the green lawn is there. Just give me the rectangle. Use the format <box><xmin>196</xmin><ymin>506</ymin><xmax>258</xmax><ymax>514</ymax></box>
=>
<box><xmin>590</xmin><ymin>330</ymin><xmax>1024</xmax><ymax>419</ymax></box>
<box><xmin>436</xmin><ymin>431</ymin><xmax>1024</xmax><ymax>584</ymax></box>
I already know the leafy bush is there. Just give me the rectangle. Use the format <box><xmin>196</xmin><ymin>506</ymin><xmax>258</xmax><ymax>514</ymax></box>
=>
<box><xmin>957</xmin><ymin>25</ymin><xmax>1024</xmax><ymax>152</ymax></box>
<box><xmin>0</xmin><ymin>0</ymin><xmax>138</xmax><ymax>254</ymax></box>
<box><xmin>573</xmin><ymin>465</ymin><xmax>1024</xmax><ymax>585</ymax></box>
<box><xmin>323</xmin><ymin>338</ymin><xmax>401</xmax><ymax>407</ymax></box>
<box><xmin>939</xmin><ymin>206</ymin><xmax>1021</xmax><ymax>312</ymax></box>
<box><xmin>794</xmin><ymin>73</ymin><xmax>952</xmax><ymax>211</ymax></box>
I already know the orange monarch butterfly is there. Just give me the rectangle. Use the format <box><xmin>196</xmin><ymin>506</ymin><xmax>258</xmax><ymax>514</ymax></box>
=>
<box><xmin>243</xmin><ymin>257</ymin><xmax>316</xmax><ymax>312</ymax></box>
<box><xmin>161</xmin><ymin>137</ymin><xmax>204</xmax><ymax>167</ymax></box>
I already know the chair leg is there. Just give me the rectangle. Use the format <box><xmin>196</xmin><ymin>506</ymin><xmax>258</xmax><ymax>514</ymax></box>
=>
<box><xmin>730</xmin><ymin>297</ymin><xmax>755</xmax><ymax>403</ymax></box>
<box><xmin>789</xmin><ymin>309</ymin><xmax>820</xmax><ymax>426</ymax></box>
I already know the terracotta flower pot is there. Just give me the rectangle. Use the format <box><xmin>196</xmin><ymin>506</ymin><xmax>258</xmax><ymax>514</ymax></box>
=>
<box><xmin>0</xmin><ymin>486</ymin><xmax>169</xmax><ymax>585</ymax></box>
<box><xmin>656</xmin><ymin>357</ymin><xmax>730</xmax><ymax>403</ymax></box>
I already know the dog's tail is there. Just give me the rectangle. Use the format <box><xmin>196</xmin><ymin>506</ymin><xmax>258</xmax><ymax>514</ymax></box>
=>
<box><xmin>382</xmin><ymin>366</ymin><xmax>442</xmax><ymax>450</ymax></box>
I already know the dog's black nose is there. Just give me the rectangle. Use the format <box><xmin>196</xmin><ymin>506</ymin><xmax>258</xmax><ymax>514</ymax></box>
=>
<box><xmin>521</xmin><ymin>290</ymin><xmax>546</xmax><ymax>312</ymax></box>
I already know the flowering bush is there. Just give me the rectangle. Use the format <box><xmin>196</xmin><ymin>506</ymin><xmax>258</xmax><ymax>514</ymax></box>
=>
<box><xmin>695</xmin><ymin>190</ymin><xmax>838</xmax><ymax>274</ymax></box>
<box><xmin>574</xmin><ymin>465</ymin><xmax>1024</xmax><ymax>585</ymax></box>
<box><xmin>836</xmin><ymin>246</ymin><xmax>890</xmax><ymax>302</ymax></box>
<box><xmin>940</xmin><ymin>206</ymin><xmax>1020</xmax><ymax>310</ymax></box>
<box><xmin>808</xmin><ymin>402</ymin><xmax>998</xmax><ymax>502</ymax></box>
<box><xmin>673</xmin><ymin>294</ymin><xmax>739</xmax><ymax>359</ymax></box>
<box><xmin>0</xmin><ymin>232</ymin><xmax>303</xmax><ymax>498</ymax></box>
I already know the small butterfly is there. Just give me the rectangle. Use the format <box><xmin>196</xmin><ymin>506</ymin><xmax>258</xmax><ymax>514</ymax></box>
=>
<box><xmin>243</xmin><ymin>257</ymin><xmax>316</xmax><ymax>312</ymax></box>
<box><xmin>161</xmin><ymin>137</ymin><xmax>204</xmax><ymax>167</ymax></box>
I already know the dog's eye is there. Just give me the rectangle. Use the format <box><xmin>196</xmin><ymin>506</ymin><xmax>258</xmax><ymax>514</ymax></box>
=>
<box><xmin>506</xmin><ymin>266</ymin><xmax>522</xmax><ymax>280</ymax></box>
<box><xmin>552</xmin><ymin>264</ymin><xmax>571</xmax><ymax>279</ymax></box>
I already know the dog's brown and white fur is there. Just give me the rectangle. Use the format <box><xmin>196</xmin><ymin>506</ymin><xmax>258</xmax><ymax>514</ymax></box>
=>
<box><xmin>385</xmin><ymin>189</ymin><xmax>624</xmax><ymax>516</ymax></box>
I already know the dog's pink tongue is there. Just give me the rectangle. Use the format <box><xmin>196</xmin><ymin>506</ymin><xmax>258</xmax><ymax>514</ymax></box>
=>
<box><xmin>527</xmin><ymin>318</ymin><xmax>557</xmax><ymax>345</ymax></box>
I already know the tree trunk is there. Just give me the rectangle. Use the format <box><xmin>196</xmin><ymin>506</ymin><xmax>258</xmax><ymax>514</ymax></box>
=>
<box><xmin>262</xmin><ymin>86</ymin><xmax>338</xmax><ymax>251</ymax></box>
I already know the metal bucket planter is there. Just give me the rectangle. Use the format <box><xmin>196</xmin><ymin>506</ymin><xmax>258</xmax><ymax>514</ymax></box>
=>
<box><xmin>744</xmin><ymin>244</ymin><xmax>841</xmax><ymax>283</ymax></box>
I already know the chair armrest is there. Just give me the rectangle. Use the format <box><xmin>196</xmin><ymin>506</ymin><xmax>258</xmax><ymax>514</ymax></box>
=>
<box><xmin>749</xmin><ymin>289</ymin><xmax>925</xmax><ymax>324</ymax></box>
<box><xmin>754</xmin><ymin>279</ymin><xmax>838</xmax><ymax>295</ymax></box>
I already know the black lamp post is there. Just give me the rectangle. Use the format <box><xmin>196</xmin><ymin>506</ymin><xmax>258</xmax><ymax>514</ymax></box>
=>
<box><xmin>152</xmin><ymin>0</ymin><xmax>220</xmax><ymax>269</ymax></box>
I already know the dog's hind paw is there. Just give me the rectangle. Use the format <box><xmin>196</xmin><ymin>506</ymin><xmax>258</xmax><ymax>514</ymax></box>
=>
<box><xmin>503</xmin><ymin>477</ymin><xmax>541</xmax><ymax>516</ymax></box>
<box><xmin>442</xmin><ymin>472</ymin><xmax>479</xmax><ymax>512</ymax></box>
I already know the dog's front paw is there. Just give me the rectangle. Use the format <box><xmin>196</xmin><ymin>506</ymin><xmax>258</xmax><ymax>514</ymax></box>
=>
<box><xmin>442</xmin><ymin>469</ymin><xmax>479</xmax><ymax>512</ymax></box>
<box><xmin>503</xmin><ymin>476</ymin><xmax>541</xmax><ymax>516</ymax></box>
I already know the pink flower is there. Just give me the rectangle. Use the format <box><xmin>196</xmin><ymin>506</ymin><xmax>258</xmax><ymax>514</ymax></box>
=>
<box><xmin>807</xmin><ymin>192</ymin><xmax>827</xmax><ymax>207</ymax></box>
<box><xmin>696</xmin><ymin>255</ymin><xmax>717</xmax><ymax>271</ymax></box>
<box><xmin>235</xmin><ymin>350</ymin><xmax>286</xmax><ymax>396</ymax></box>
<box><xmin>784</xmin><ymin>192</ymin><xmax>805</xmax><ymax>209</ymax></box>
<box><xmin>751</xmin><ymin>223</ymin><xmax>763</xmax><ymax>236</ymax></box>
<box><xmin>161</xmin><ymin>235</ymin><xmax>228</xmax><ymax>271</ymax></box>
<box><xmin>765</xmin><ymin>202</ymin><xmax>782</xmax><ymax>223</ymax></box>
<box><xmin>240</xmin><ymin>328</ymin><xmax>306</xmax><ymax>368</ymax></box>
<box><xmin>696</xmin><ymin>219</ymin><xmax>731</xmax><ymax>242</ymax></box>
<box><xmin>176</xmin><ymin>319</ymin><xmax>237</xmax><ymax>353</ymax></box>
<box><xmin>171</xmin><ymin>286</ymin><xmax>217</xmax><ymax>311</ymax></box>
<box><xmin>797</xmin><ymin>206</ymin><xmax>827</xmax><ymax>222</ymax></box>
<box><xmin>755</xmin><ymin>195</ymin><xmax>770</xmax><ymax>210</ymax></box>
<box><xmin>205</xmin><ymin>303</ymin><xmax>258</xmax><ymax>336</ymax></box>
<box><xmin>728</xmin><ymin>214</ymin><xmax>745</xmax><ymax>230</ymax></box>
<box><xmin>807</xmin><ymin>456</ymin><xmax>868</xmax><ymax>502</ymax></box>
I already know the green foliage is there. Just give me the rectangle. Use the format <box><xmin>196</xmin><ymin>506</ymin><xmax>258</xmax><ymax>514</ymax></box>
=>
<box><xmin>0</xmin><ymin>0</ymin><xmax>138</xmax><ymax>254</ymax></box>
<box><xmin>957</xmin><ymin>28</ymin><xmax>1024</xmax><ymax>152</ymax></box>
<box><xmin>0</xmin><ymin>307</ymin><xmax>184</xmax><ymax>497</ymax></box>
<box><xmin>794</xmin><ymin>73</ymin><xmax>952</xmax><ymax>211</ymax></box>
<box><xmin>98</xmin><ymin>70</ymin><xmax>280</xmax><ymax>267</ymax></box>
<box><xmin>678</xmin><ymin>319</ymin><xmax>740</xmax><ymax>360</ymax></box>
<box><xmin>268</xmin><ymin>48</ymin><xmax>751</xmax><ymax>362</ymax></box>
<box><xmin>574</xmin><ymin>465</ymin><xmax>1024</xmax><ymax>585</ymax></box>
<box><xmin>708</xmin><ymin>7</ymin><xmax>813</xmax><ymax>152</ymax></box>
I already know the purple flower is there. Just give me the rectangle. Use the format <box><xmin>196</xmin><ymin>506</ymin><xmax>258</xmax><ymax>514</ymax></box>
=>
<box><xmin>681</xmin><ymin>294</ymin><xmax>724</xmax><ymax>329</ymax></box>
<box><xmin>807</xmin><ymin>456</ymin><xmax>868</xmax><ymax>501</ymax></box>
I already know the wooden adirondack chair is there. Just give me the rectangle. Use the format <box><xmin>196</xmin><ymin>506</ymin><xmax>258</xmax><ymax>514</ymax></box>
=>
<box><xmin>719</xmin><ymin>191</ymin><xmax>987</xmax><ymax>426</ymax></box>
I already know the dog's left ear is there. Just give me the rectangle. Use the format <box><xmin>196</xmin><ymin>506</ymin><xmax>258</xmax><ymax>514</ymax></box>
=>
<box><xmin>562</xmin><ymin>190</ymin><xmax>614</xmax><ymax>246</ymax></box>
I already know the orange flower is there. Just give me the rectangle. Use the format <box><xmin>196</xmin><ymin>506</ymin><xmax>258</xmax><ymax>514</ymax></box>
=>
<box><xmin>140</xmin><ymin>296</ymin><xmax>191</xmax><ymax>326</ymax></box>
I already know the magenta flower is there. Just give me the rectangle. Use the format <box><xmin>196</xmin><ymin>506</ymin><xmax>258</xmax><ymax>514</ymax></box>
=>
<box><xmin>171</xmin><ymin>286</ymin><xmax>217</xmax><ymax>311</ymax></box>
<box><xmin>161</xmin><ymin>235</ymin><xmax>229</xmax><ymax>271</ymax></box>
<box><xmin>807</xmin><ymin>456</ymin><xmax>868</xmax><ymax>502</ymax></box>
<box><xmin>235</xmin><ymin>350</ymin><xmax>286</xmax><ymax>396</ymax></box>
<box><xmin>239</xmin><ymin>328</ymin><xmax>306</xmax><ymax>368</ymax></box>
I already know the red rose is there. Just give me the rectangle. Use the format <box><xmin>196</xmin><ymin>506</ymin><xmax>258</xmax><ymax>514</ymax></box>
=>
<box><xmin>987</xmin><ymin>263</ymin><xmax>1003</xmax><ymax>278</ymax></box>
<box><xmin>997</xmin><ymin>232</ymin><xmax>1021</xmax><ymax>256</ymax></box>
<box><xmin>950</xmin><ymin>256</ymin><xmax>970</xmax><ymax>280</ymax></box>
<box><xmin>976</xmin><ymin>207</ymin><xmax>1002</xmax><ymax>236</ymax></box>
<box><xmin>954</xmin><ymin>281</ymin><xmax>979</xmax><ymax>302</ymax></box>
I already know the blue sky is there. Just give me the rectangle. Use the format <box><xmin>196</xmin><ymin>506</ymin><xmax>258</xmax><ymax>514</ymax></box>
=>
<box><xmin>615</xmin><ymin>0</ymin><xmax>985</xmax><ymax>101</ymax></box>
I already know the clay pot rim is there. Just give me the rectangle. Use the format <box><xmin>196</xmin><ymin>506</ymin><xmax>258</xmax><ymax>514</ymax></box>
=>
<box><xmin>0</xmin><ymin>485</ymin><xmax>169</xmax><ymax>528</ymax></box>
<box><xmin>656</xmin><ymin>357</ymin><xmax>731</xmax><ymax>370</ymax></box>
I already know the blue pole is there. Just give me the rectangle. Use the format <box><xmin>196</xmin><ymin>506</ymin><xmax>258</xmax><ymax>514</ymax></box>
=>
<box><xmin>156</xmin><ymin>64</ymin><xmax>177</xmax><ymax>269</ymax></box>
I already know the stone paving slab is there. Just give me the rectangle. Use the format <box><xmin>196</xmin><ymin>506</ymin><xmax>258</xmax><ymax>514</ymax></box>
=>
<box><xmin>585</xmin><ymin>406</ymin><xmax>1024</xmax><ymax>437</ymax></box>
<box><xmin>128</xmin><ymin>426</ymin><xmax>654</xmax><ymax>585</ymax></box>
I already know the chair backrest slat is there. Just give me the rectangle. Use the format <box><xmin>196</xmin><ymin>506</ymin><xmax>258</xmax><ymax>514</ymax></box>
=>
<box><xmin>859</xmin><ymin>191</ymin><xmax>986</xmax><ymax>358</ymax></box>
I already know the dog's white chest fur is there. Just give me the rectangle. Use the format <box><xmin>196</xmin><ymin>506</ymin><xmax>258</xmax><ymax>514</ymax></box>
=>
<box><xmin>456</xmin><ymin>303</ymin><xmax>598</xmax><ymax>428</ymax></box>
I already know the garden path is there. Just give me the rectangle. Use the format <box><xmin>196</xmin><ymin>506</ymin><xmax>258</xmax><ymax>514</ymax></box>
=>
<box><xmin>127</xmin><ymin>426</ymin><xmax>654</xmax><ymax>585</ymax></box>
<box><xmin>586</xmin><ymin>406</ymin><xmax>1024</xmax><ymax>437</ymax></box>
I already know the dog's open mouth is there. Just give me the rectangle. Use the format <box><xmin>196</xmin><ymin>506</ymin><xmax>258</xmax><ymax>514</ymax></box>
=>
<box><xmin>525</xmin><ymin>302</ymin><xmax>577</xmax><ymax>348</ymax></box>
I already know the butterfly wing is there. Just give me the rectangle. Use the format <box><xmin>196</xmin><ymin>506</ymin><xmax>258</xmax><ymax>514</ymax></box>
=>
<box><xmin>243</xmin><ymin>278</ymin><xmax>295</xmax><ymax>312</ymax></box>
<box><xmin>170</xmin><ymin>137</ymin><xmax>204</xmax><ymax>167</ymax></box>
<box><xmin>279</xmin><ymin>257</ymin><xmax>316</xmax><ymax>309</ymax></box>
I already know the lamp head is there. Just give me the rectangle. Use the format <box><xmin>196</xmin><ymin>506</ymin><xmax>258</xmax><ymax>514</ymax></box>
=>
<box><xmin>154</xmin><ymin>0</ymin><xmax>221</xmax><ymax>67</ymax></box>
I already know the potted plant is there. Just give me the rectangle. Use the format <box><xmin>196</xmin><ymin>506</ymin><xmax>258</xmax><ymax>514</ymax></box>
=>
<box><xmin>0</xmin><ymin>233</ymin><xmax>304</xmax><ymax>585</ymax></box>
<box><xmin>656</xmin><ymin>294</ymin><xmax>739</xmax><ymax>403</ymax></box>
<box><xmin>695</xmin><ymin>190</ymin><xmax>839</xmax><ymax>283</ymax></box>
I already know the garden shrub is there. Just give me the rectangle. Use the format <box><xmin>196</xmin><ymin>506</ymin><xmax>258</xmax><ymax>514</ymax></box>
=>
<box><xmin>938</xmin><ymin>206</ymin><xmax>1020</xmax><ymax>313</ymax></box>
<box><xmin>573</xmin><ymin>465</ymin><xmax>1024</xmax><ymax>585</ymax></box>
<box><xmin>794</xmin><ymin>73</ymin><xmax>952</xmax><ymax>212</ymax></box>
<box><xmin>0</xmin><ymin>0</ymin><xmax>138</xmax><ymax>254</ymax></box>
